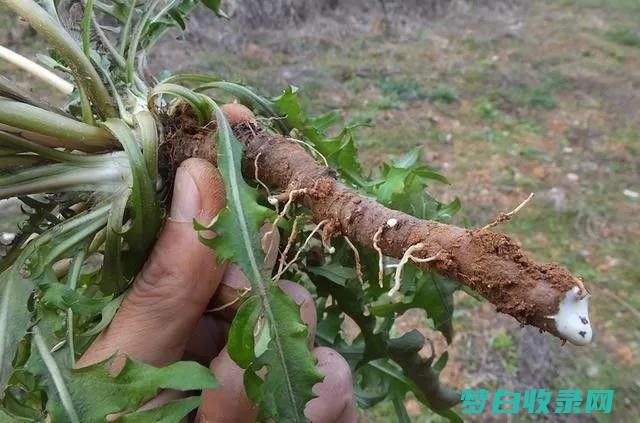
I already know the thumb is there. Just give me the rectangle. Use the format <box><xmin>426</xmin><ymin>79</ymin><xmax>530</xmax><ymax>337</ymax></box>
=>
<box><xmin>79</xmin><ymin>158</ymin><xmax>227</xmax><ymax>367</ymax></box>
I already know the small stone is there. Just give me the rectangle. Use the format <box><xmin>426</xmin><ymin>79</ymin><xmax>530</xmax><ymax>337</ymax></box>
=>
<box><xmin>0</xmin><ymin>232</ymin><xmax>15</xmax><ymax>244</ymax></box>
<box><xmin>563</xmin><ymin>147</ymin><xmax>573</xmax><ymax>154</ymax></box>
<box><xmin>566</xmin><ymin>173</ymin><xmax>579</xmax><ymax>182</ymax></box>
<box><xmin>623</xmin><ymin>189</ymin><xmax>639</xmax><ymax>199</ymax></box>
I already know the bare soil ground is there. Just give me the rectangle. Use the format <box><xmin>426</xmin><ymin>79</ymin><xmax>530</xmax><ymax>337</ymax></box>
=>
<box><xmin>1</xmin><ymin>0</ymin><xmax>638</xmax><ymax>421</ymax></box>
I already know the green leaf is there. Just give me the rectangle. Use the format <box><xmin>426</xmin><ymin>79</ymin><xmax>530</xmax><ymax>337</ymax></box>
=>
<box><xmin>101</xmin><ymin>189</ymin><xmax>130</xmax><ymax>294</ymax></box>
<box><xmin>32</xmin><ymin>347</ymin><xmax>217</xmax><ymax>422</ymax></box>
<box><xmin>148</xmin><ymin>83</ymin><xmax>212</xmax><ymax>124</ymax></box>
<box><xmin>200</xmin><ymin>0</ymin><xmax>229</xmax><ymax>18</ymax></box>
<box><xmin>246</xmin><ymin>286</ymin><xmax>322</xmax><ymax>421</ymax></box>
<box><xmin>272</xmin><ymin>86</ymin><xmax>305</xmax><ymax>129</ymax></box>
<box><xmin>119</xmin><ymin>397</ymin><xmax>202</xmax><ymax>422</ymax></box>
<box><xmin>312</xmin><ymin>272</ymin><xmax>460</xmax><ymax>416</ymax></box>
<box><xmin>32</xmin><ymin>326</ymin><xmax>80</xmax><ymax>423</ymax></box>
<box><xmin>0</xmin><ymin>266</ymin><xmax>34</xmax><ymax>395</ymax></box>
<box><xmin>40</xmin><ymin>284</ymin><xmax>111</xmax><ymax>316</ymax></box>
<box><xmin>370</xmin><ymin>271</ymin><xmax>459</xmax><ymax>343</ymax></box>
<box><xmin>197</xmin><ymin>102</ymin><xmax>321</xmax><ymax>421</ymax></box>
<box><xmin>228</xmin><ymin>296</ymin><xmax>261</xmax><ymax>368</ymax></box>
<box><xmin>376</xmin><ymin>167</ymin><xmax>413</xmax><ymax>205</ymax></box>
<box><xmin>307</xmin><ymin>263</ymin><xmax>356</xmax><ymax>286</ymax></box>
<box><xmin>270</xmin><ymin>87</ymin><xmax>369</xmax><ymax>187</ymax></box>
<box><xmin>1</xmin><ymin>205</ymin><xmax>109</xmax><ymax>395</ymax></box>
<box><xmin>435</xmin><ymin>197</ymin><xmax>461</xmax><ymax>221</ymax></box>
<box><xmin>81</xmin><ymin>295</ymin><xmax>125</xmax><ymax>338</ymax></box>
<box><xmin>102</xmin><ymin>119</ymin><xmax>161</xmax><ymax>283</ymax></box>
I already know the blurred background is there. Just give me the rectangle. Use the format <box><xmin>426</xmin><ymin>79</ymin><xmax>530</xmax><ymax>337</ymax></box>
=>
<box><xmin>2</xmin><ymin>0</ymin><xmax>639</xmax><ymax>421</ymax></box>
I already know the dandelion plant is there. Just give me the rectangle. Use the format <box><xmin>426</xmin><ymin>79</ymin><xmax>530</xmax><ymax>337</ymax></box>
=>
<box><xmin>0</xmin><ymin>1</ymin><xmax>592</xmax><ymax>421</ymax></box>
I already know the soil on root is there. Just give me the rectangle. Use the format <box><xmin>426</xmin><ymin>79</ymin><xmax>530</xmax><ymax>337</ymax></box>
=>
<box><xmin>159</xmin><ymin>104</ymin><xmax>217</xmax><ymax>189</ymax></box>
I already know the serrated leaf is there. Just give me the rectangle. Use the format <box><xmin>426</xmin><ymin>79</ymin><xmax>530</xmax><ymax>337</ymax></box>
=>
<box><xmin>40</xmin><ymin>284</ymin><xmax>111</xmax><ymax>316</ymax></box>
<box><xmin>80</xmin><ymin>295</ymin><xmax>125</xmax><ymax>337</ymax></box>
<box><xmin>435</xmin><ymin>197</ymin><xmax>461</xmax><ymax>221</ymax></box>
<box><xmin>1</xmin><ymin>205</ymin><xmax>109</xmax><ymax>396</ymax></box>
<box><xmin>197</xmin><ymin>103</ymin><xmax>321</xmax><ymax>421</ymax></box>
<box><xmin>245</xmin><ymin>286</ymin><xmax>322</xmax><ymax>421</ymax></box>
<box><xmin>312</xmin><ymin>272</ymin><xmax>460</xmax><ymax>416</ymax></box>
<box><xmin>272</xmin><ymin>86</ymin><xmax>305</xmax><ymax>129</ymax></box>
<box><xmin>271</xmin><ymin>87</ymin><xmax>371</xmax><ymax>187</ymax></box>
<box><xmin>31</xmin><ymin>340</ymin><xmax>217</xmax><ymax>423</ymax></box>
<box><xmin>376</xmin><ymin>166</ymin><xmax>413</xmax><ymax>205</ymax></box>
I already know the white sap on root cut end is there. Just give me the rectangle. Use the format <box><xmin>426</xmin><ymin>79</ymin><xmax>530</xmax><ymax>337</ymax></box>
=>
<box><xmin>549</xmin><ymin>286</ymin><xmax>593</xmax><ymax>346</ymax></box>
<box><xmin>387</xmin><ymin>218</ymin><xmax>398</xmax><ymax>228</ymax></box>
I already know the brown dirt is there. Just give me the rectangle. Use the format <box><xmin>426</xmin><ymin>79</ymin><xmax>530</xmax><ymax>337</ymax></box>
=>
<box><xmin>160</xmin><ymin>104</ymin><xmax>216</xmax><ymax>190</ymax></box>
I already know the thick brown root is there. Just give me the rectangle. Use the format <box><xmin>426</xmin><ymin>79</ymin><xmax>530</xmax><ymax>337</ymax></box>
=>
<box><xmin>163</xmin><ymin>106</ymin><xmax>592</xmax><ymax>345</ymax></box>
<box><xmin>234</xmin><ymin>125</ymin><xmax>591</xmax><ymax>345</ymax></box>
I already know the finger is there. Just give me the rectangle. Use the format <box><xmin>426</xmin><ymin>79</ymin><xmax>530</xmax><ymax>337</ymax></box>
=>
<box><xmin>79</xmin><ymin>158</ymin><xmax>227</xmax><ymax>368</ymax></box>
<box><xmin>182</xmin><ymin>314</ymin><xmax>229</xmax><ymax>365</ymax></box>
<box><xmin>221</xmin><ymin>103</ymin><xmax>256</xmax><ymax>126</ymax></box>
<box><xmin>305</xmin><ymin>347</ymin><xmax>357</xmax><ymax>423</ymax></box>
<box><xmin>197</xmin><ymin>281</ymin><xmax>316</xmax><ymax>422</ymax></box>
<box><xmin>279</xmin><ymin>280</ymin><xmax>317</xmax><ymax>345</ymax></box>
<box><xmin>198</xmin><ymin>348</ymin><xmax>257</xmax><ymax>423</ymax></box>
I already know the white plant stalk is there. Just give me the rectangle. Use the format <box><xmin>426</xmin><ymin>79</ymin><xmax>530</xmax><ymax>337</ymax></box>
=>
<box><xmin>0</xmin><ymin>45</ymin><xmax>74</xmax><ymax>95</ymax></box>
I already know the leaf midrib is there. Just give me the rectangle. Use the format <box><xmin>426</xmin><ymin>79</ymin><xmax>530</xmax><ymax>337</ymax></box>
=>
<box><xmin>218</xmin><ymin>115</ymin><xmax>302</xmax><ymax>421</ymax></box>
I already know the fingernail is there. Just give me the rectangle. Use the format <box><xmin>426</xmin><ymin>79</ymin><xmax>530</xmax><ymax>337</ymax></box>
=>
<box><xmin>170</xmin><ymin>167</ymin><xmax>201</xmax><ymax>221</ymax></box>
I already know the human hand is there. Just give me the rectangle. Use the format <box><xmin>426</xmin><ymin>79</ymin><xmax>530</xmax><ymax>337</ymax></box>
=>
<box><xmin>78</xmin><ymin>106</ymin><xmax>357</xmax><ymax>422</ymax></box>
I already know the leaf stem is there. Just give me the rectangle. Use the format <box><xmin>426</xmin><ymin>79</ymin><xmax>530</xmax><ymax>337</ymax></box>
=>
<box><xmin>101</xmin><ymin>189</ymin><xmax>129</xmax><ymax>294</ymax></box>
<box><xmin>66</xmin><ymin>249</ymin><xmax>87</xmax><ymax>366</ymax></box>
<box><xmin>32</xmin><ymin>326</ymin><xmax>81</xmax><ymax>423</ymax></box>
<box><xmin>0</xmin><ymin>155</ymin><xmax>46</xmax><ymax>170</ymax></box>
<box><xmin>0</xmin><ymin>100</ymin><xmax>116</xmax><ymax>151</ymax></box>
<box><xmin>0</xmin><ymin>45</ymin><xmax>73</xmax><ymax>95</ymax></box>
<box><xmin>0</xmin><ymin>162</ymin><xmax>130</xmax><ymax>199</ymax></box>
<box><xmin>125</xmin><ymin>0</ymin><xmax>160</xmax><ymax>87</ymax></box>
<box><xmin>81</xmin><ymin>0</ymin><xmax>94</xmax><ymax>57</ymax></box>
<box><xmin>118</xmin><ymin>0</ymin><xmax>137</xmax><ymax>56</ymax></box>
<box><xmin>0</xmin><ymin>131</ymin><xmax>119</xmax><ymax>164</ymax></box>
